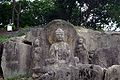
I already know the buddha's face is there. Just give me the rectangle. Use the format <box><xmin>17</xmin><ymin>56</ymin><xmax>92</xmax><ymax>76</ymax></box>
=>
<box><xmin>55</xmin><ymin>28</ymin><xmax>65</xmax><ymax>42</ymax></box>
<box><xmin>55</xmin><ymin>32</ymin><xmax>64</xmax><ymax>42</ymax></box>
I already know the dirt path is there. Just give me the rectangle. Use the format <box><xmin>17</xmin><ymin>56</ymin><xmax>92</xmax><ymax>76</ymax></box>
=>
<box><xmin>0</xmin><ymin>29</ymin><xmax>19</xmax><ymax>36</ymax></box>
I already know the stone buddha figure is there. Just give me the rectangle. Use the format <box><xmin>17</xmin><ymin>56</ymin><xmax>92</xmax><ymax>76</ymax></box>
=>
<box><xmin>46</xmin><ymin>28</ymin><xmax>71</xmax><ymax>68</ymax></box>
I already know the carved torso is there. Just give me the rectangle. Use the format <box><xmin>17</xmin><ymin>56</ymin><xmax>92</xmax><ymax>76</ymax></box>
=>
<box><xmin>49</xmin><ymin>42</ymin><xmax>70</xmax><ymax>64</ymax></box>
<box><xmin>33</xmin><ymin>47</ymin><xmax>42</xmax><ymax>68</ymax></box>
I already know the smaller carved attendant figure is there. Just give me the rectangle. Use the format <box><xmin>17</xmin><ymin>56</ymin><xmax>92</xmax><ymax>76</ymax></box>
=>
<box><xmin>75</xmin><ymin>36</ymin><xmax>88</xmax><ymax>64</ymax></box>
<box><xmin>33</xmin><ymin>38</ymin><xmax>42</xmax><ymax>68</ymax></box>
<box><xmin>32</xmin><ymin>38</ymin><xmax>43</xmax><ymax>80</ymax></box>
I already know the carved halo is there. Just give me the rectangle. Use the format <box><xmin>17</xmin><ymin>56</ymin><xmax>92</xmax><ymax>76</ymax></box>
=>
<box><xmin>45</xmin><ymin>19</ymin><xmax>78</xmax><ymax>46</ymax></box>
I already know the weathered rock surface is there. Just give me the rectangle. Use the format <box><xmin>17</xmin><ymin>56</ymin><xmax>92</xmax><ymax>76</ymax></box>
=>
<box><xmin>91</xmin><ymin>47</ymin><xmax>120</xmax><ymax>68</ymax></box>
<box><xmin>77</xmin><ymin>27</ymin><xmax>120</xmax><ymax>51</ymax></box>
<box><xmin>1</xmin><ymin>36</ymin><xmax>32</xmax><ymax>78</ymax></box>
<box><xmin>105</xmin><ymin>65</ymin><xmax>120</xmax><ymax>80</ymax></box>
<box><xmin>77</xmin><ymin>64</ymin><xmax>104</xmax><ymax>80</ymax></box>
<box><xmin>0</xmin><ymin>43</ymin><xmax>4</xmax><ymax>78</ymax></box>
<box><xmin>77</xmin><ymin>28</ymin><xmax>120</xmax><ymax>68</ymax></box>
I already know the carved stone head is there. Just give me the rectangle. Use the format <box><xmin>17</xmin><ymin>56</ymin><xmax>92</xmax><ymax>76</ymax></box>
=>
<box><xmin>34</xmin><ymin>39</ymin><xmax>39</xmax><ymax>47</ymax></box>
<box><xmin>77</xmin><ymin>36</ymin><xmax>85</xmax><ymax>44</ymax></box>
<box><xmin>55</xmin><ymin>28</ymin><xmax>65</xmax><ymax>42</ymax></box>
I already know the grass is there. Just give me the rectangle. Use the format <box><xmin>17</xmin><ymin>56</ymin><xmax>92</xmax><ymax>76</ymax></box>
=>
<box><xmin>0</xmin><ymin>35</ymin><xmax>11</xmax><ymax>43</ymax></box>
<box><xmin>0</xmin><ymin>27</ymin><xmax>30</xmax><ymax>43</ymax></box>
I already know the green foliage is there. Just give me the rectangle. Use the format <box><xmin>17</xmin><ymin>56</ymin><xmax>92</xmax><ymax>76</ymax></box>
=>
<box><xmin>0</xmin><ymin>0</ymin><xmax>120</xmax><ymax>31</ymax></box>
<box><xmin>0</xmin><ymin>27</ymin><xmax>29</xmax><ymax>43</ymax></box>
<box><xmin>107</xmin><ymin>3</ymin><xmax>120</xmax><ymax>28</ymax></box>
<box><xmin>0</xmin><ymin>1</ymin><xmax>12</xmax><ymax>28</ymax></box>
<box><xmin>0</xmin><ymin>35</ymin><xmax>10</xmax><ymax>43</ymax></box>
<box><xmin>20</xmin><ymin>0</ymin><xmax>55</xmax><ymax>27</ymax></box>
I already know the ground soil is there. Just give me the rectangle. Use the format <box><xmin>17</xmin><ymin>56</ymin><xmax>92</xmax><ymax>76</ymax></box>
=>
<box><xmin>0</xmin><ymin>29</ymin><xmax>18</xmax><ymax>36</ymax></box>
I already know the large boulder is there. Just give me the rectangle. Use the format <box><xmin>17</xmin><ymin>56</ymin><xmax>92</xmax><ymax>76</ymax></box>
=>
<box><xmin>1</xmin><ymin>36</ymin><xmax>32</xmax><ymax>78</ymax></box>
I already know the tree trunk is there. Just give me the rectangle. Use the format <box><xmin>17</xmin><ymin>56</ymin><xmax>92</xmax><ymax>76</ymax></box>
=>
<box><xmin>16</xmin><ymin>3</ymin><xmax>21</xmax><ymax>30</ymax></box>
<box><xmin>11</xmin><ymin>0</ymin><xmax>16</xmax><ymax>24</ymax></box>
<box><xmin>16</xmin><ymin>14</ymin><xmax>19</xmax><ymax>29</ymax></box>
